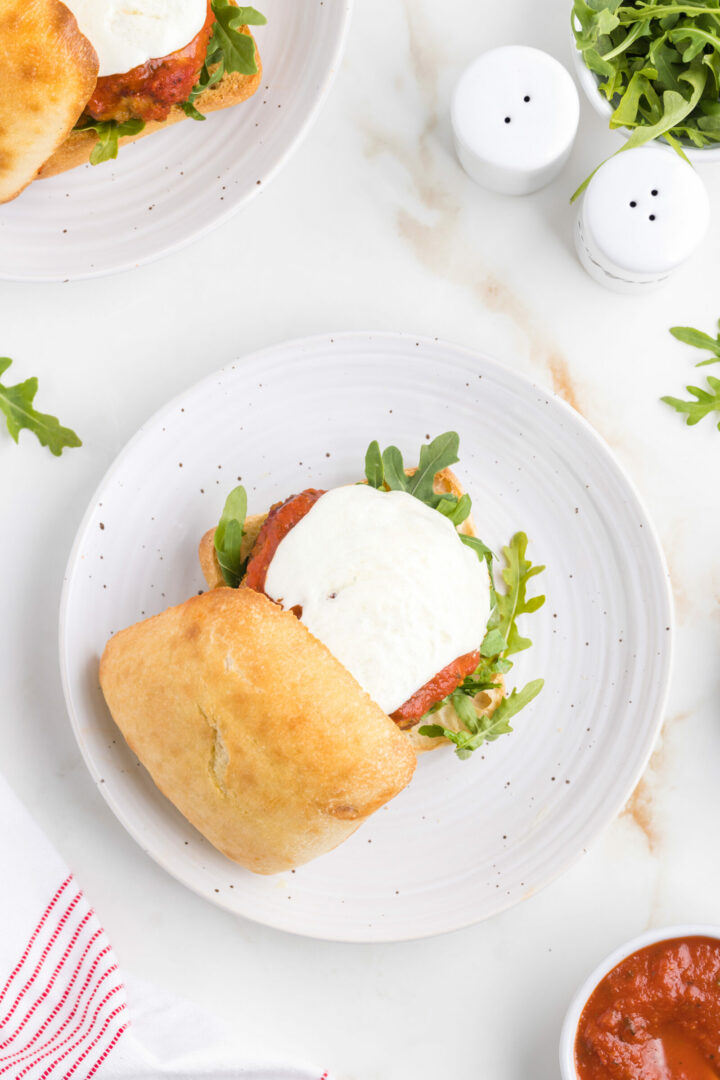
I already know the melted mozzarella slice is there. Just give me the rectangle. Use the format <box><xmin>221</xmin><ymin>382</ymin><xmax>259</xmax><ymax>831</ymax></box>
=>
<box><xmin>64</xmin><ymin>0</ymin><xmax>208</xmax><ymax>78</ymax></box>
<box><xmin>264</xmin><ymin>485</ymin><xmax>491</xmax><ymax>715</ymax></box>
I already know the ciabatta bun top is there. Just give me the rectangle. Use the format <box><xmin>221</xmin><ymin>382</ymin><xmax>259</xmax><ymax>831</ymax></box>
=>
<box><xmin>0</xmin><ymin>0</ymin><xmax>99</xmax><ymax>203</ymax></box>
<box><xmin>100</xmin><ymin>587</ymin><xmax>417</xmax><ymax>875</ymax></box>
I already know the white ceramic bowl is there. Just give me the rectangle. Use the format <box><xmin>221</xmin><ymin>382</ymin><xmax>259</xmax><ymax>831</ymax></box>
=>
<box><xmin>559</xmin><ymin>923</ymin><xmax>720</xmax><ymax>1079</ymax></box>
<box><xmin>570</xmin><ymin>36</ymin><xmax>720</xmax><ymax>164</ymax></box>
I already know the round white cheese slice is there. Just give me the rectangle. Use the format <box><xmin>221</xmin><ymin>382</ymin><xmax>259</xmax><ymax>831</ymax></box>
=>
<box><xmin>264</xmin><ymin>485</ymin><xmax>491</xmax><ymax>716</ymax></box>
<box><xmin>64</xmin><ymin>0</ymin><xmax>209</xmax><ymax>78</ymax></box>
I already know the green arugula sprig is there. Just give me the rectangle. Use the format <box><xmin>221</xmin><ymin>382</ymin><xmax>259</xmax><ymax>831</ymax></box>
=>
<box><xmin>214</xmin><ymin>484</ymin><xmax>248</xmax><ymax>586</ymax></box>
<box><xmin>420</xmin><ymin>680</ymin><xmax>545</xmax><ymax>760</ymax></box>
<box><xmin>182</xmin><ymin>1</ymin><xmax>266</xmax><ymax>120</ymax></box>
<box><xmin>662</xmin><ymin>318</ymin><xmax>720</xmax><ymax>429</ymax></box>
<box><xmin>75</xmin><ymin>119</ymin><xmax>145</xmax><ymax>165</ymax></box>
<box><xmin>670</xmin><ymin>320</ymin><xmax>720</xmax><ymax>365</ymax></box>
<box><xmin>0</xmin><ymin>358</ymin><xmax>81</xmax><ymax>456</ymax></box>
<box><xmin>364</xmin><ymin>431</ymin><xmax>460</xmax><ymax>508</ymax></box>
<box><xmin>419</xmin><ymin>533</ymin><xmax>545</xmax><ymax>759</ymax></box>
<box><xmin>488</xmin><ymin>532</ymin><xmax>546</xmax><ymax>659</ymax></box>
<box><xmin>365</xmin><ymin>435</ymin><xmax>545</xmax><ymax>759</ymax></box>
<box><xmin>662</xmin><ymin>376</ymin><xmax>720</xmax><ymax>428</ymax></box>
<box><xmin>571</xmin><ymin>0</ymin><xmax>720</xmax><ymax>198</ymax></box>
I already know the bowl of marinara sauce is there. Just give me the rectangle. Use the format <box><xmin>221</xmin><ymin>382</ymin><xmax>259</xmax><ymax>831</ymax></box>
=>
<box><xmin>560</xmin><ymin>926</ymin><xmax>720</xmax><ymax>1080</ymax></box>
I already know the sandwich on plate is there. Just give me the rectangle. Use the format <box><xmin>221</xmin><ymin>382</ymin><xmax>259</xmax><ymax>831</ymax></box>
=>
<box><xmin>0</xmin><ymin>0</ymin><xmax>264</xmax><ymax>204</ymax></box>
<box><xmin>100</xmin><ymin>433</ymin><xmax>545</xmax><ymax>874</ymax></box>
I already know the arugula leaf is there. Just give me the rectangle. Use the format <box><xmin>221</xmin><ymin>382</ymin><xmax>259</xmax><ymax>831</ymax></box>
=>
<box><xmin>182</xmin><ymin>0</ymin><xmax>266</xmax><ymax>119</ymax></box>
<box><xmin>571</xmin><ymin>0</ymin><xmax>720</xmax><ymax>196</ymax></box>
<box><xmin>380</xmin><ymin>445</ymin><xmax>410</xmax><ymax>492</ymax></box>
<box><xmin>662</xmin><ymin>318</ymin><xmax>720</xmax><ymax>428</ymax></box>
<box><xmin>369</xmin><ymin>432</ymin><xmax>461</xmax><ymax>509</ymax></box>
<box><xmin>182</xmin><ymin>60</ymin><xmax>225</xmax><ymax>119</ymax></box>
<box><xmin>0</xmin><ymin>358</ymin><xmax>81</xmax><ymax>456</ymax></box>
<box><xmin>662</xmin><ymin>377</ymin><xmax>720</xmax><ymax>428</ymax></box>
<box><xmin>460</xmin><ymin>533</ymin><xmax>495</xmax><ymax>586</ymax></box>
<box><xmin>495</xmin><ymin>533</ymin><xmax>547</xmax><ymax>657</ymax></box>
<box><xmin>670</xmin><ymin>319</ymin><xmax>720</xmax><ymax>365</ymax></box>
<box><xmin>480</xmin><ymin>627</ymin><xmax>508</xmax><ymax>657</ymax></box>
<box><xmin>364</xmin><ymin>440</ymin><xmax>384</xmax><ymax>488</ymax></box>
<box><xmin>436</xmin><ymin>493</ymin><xmax>472</xmax><ymax>527</ymax></box>
<box><xmin>208</xmin><ymin>0</ymin><xmax>265</xmax><ymax>74</ymax></box>
<box><xmin>406</xmin><ymin>432</ymin><xmax>460</xmax><ymax>504</ymax></box>
<box><xmin>214</xmin><ymin>485</ymin><xmax>248</xmax><ymax>587</ymax></box>
<box><xmin>419</xmin><ymin>680</ymin><xmax>544</xmax><ymax>760</ymax></box>
<box><xmin>74</xmin><ymin>119</ymin><xmax>145</xmax><ymax>165</ymax></box>
<box><xmin>420</xmin><ymin>532</ymin><xmax>545</xmax><ymax>759</ymax></box>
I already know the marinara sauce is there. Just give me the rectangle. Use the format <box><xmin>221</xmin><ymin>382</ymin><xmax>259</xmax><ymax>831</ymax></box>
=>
<box><xmin>390</xmin><ymin>649</ymin><xmax>480</xmax><ymax>728</ymax></box>
<box><xmin>244</xmin><ymin>488</ymin><xmax>482</xmax><ymax>724</ymax></box>
<box><xmin>575</xmin><ymin>936</ymin><xmax>720</xmax><ymax>1080</ymax></box>
<box><xmin>245</xmin><ymin>489</ymin><xmax>326</xmax><ymax>593</ymax></box>
<box><xmin>84</xmin><ymin>0</ymin><xmax>215</xmax><ymax>123</ymax></box>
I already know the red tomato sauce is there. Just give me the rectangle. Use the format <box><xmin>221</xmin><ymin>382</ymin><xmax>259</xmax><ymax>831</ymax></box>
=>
<box><xmin>244</xmin><ymin>489</ymin><xmax>327</xmax><ymax>593</ymax></box>
<box><xmin>84</xmin><ymin>0</ymin><xmax>215</xmax><ymax>123</ymax></box>
<box><xmin>244</xmin><ymin>488</ymin><xmax>483</xmax><ymax>725</ymax></box>
<box><xmin>575</xmin><ymin>936</ymin><xmax>720</xmax><ymax>1080</ymax></box>
<box><xmin>390</xmin><ymin>650</ymin><xmax>480</xmax><ymax>728</ymax></box>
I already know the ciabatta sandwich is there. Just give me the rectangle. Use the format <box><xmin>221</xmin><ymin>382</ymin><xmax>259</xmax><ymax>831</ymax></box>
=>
<box><xmin>99</xmin><ymin>433</ymin><xmax>545</xmax><ymax>874</ymax></box>
<box><xmin>0</xmin><ymin>0</ymin><xmax>263</xmax><ymax>204</ymax></box>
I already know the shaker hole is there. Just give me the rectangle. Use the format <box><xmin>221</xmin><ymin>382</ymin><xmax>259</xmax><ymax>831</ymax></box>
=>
<box><xmin>523</xmin><ymin>95</ymin><xmax>531</xmax><ymax>102</ymax></box>
<box><xmin>649</xmin><ymin>214</ymin><xmax>656</xmax><ymax>221</ymax></box>
<box><xmin>629</xmin><ymin>201</ymin><xmax>637</xmax><ymax>208</ymax></box>
<box><xmin>651</xmin><ymin>189</ymin><xmax>659</xmax><ymax>196</ymax></box>
<box><xmin>504</xmin><ymin>116</ymin><xmax>511</xmax><ymax>124</ymax></box>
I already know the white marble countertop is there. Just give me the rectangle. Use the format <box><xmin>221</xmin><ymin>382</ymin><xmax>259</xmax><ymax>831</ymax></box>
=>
<box><xmin>1</xmin><ymin>0</ymin><xmax>720</xmax><ymax>1077</ymax></box>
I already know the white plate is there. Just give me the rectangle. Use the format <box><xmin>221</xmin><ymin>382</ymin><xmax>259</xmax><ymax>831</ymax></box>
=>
<box><xmin>0</xmin><ymin>0</ymin><xmax>352</xmax><ymax>283</ymax></box>
<box><xmin>59</xmin><ymin>332</ymin><xmax>673</xmax><ymax>942</ymax></box>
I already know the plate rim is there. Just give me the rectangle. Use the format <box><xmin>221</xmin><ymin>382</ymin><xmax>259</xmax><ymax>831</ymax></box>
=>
<box><xmin>58</xmin><ymin>330</ymin><xmax>675</xmax><ymax>942</ymax></box>
<box><xmin>0</xmin><ymin>0</ymin><xmax>354</xmax><ymax>285</ymax></box>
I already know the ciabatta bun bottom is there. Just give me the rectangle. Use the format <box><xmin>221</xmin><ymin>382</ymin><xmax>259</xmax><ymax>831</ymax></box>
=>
<box><xmin>39</xmin><ymin>44</ymin><xmax>261</xmax><ymax>179</ymax></box>
<box><xmin>198</xmin><ymin>467</ymin><xmax>506</xmax><ymax>753</ymax></box>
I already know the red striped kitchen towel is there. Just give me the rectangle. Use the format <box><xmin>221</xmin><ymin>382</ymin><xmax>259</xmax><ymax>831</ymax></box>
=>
<box><xmin>0</xmin><ymin>775</ymin><xmax>329</xmax><ymax>1080</ymax></box>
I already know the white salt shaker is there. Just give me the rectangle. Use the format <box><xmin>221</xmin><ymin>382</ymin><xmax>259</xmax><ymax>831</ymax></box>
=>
<box><xmin>575</xmin><ymin>145</ymin><xmax>710</xmax><ymax>293</ymax></box>
<box><xmin>451</xmin><ymin>45</ymin><xmax>580</xmax><ymax>195</ymax></box>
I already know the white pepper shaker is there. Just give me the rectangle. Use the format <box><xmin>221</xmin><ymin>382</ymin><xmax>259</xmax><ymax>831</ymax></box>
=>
<box><xmin>451</xmin><ymin>45</ymin><xmax>580</xmax><ymax>195</ymax></box>
<box><xmin>575</xmin><ymin>145</ymin><xmax>710</xmax><ymax>293</ymax></box>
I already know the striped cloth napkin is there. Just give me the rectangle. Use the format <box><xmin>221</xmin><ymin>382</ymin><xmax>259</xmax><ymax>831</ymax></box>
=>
<box><xmin>0</xmin><ymin>774</ymin><xmax>328</xmax><ymax>1080</ymax></box>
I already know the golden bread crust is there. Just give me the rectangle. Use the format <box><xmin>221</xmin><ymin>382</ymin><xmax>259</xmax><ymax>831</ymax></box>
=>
<box><xmin>0</xmin><ymin>0</ymin><xmax>99</xmax><ymax>203</ymax></box>
<box><xmin>38</xmin><ymin>44</ymin><xmax>262</xmax><ymax>179</ymax></box>
<box><xmin>100</xmin><ymin>587</ymin><xmax>416</xmax><ymax>874</ymax></box>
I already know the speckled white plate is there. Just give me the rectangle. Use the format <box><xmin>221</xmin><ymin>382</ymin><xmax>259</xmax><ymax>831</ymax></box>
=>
<box><xmin>0</xmin><ymin>0</ymin><xmax>351</xmax><ymax>283</ymax></box>
<box><xmin>59</xmin><ymin>332</ymin><xmax>673</xmax><ymax>942</ymax></box>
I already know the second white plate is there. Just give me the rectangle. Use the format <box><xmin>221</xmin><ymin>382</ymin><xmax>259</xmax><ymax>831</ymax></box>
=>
<box><xmin>0</xmin><ymin>0</ymin><xmax>352</xmax><ymax>282</ymax></box>
<box><xmin>60</xmin><ymin>332</ymin><xmax>673</xmax><ymax>941</ymax></box>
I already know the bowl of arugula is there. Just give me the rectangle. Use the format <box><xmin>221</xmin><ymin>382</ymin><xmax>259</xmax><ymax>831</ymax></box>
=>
<box><xmin>571</xmin><ymin>0</ymin><xmax>720</xmax><ymax>163</ymax></box>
